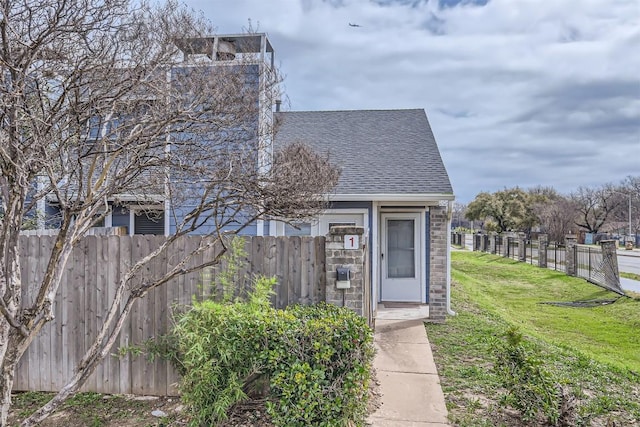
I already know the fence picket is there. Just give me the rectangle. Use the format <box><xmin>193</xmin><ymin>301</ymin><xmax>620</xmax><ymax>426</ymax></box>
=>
<box><xmin>15</xmin><ymin>237</ymin><xmax>31</xmax><ymax>391</ymax></box>
<box><xmin>275</xmin><ymin>237</ymin><xmax>289</xmax><ymax>309</ymax></box>
<box><xmin>289</xmin><ymin>237</ymin><xmax>302</xmax><ymax>306</ymax></box>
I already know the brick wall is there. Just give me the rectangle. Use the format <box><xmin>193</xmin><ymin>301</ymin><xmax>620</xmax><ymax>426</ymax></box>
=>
<box><xmin>429</xmin><ymin>207</ymin><xmax>447</xmax><ymax>321</ymax></box>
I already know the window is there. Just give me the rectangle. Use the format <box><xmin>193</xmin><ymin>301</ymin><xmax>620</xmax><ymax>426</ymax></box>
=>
<box><xmin>133</xmin><ymin>210</ymin><xmax>165</xmax><ymax>235</ymax></box>
<box><xmin>284</xmin><ymin>221</ymin><xmax>311</xmax><ymax>236</ymax></box>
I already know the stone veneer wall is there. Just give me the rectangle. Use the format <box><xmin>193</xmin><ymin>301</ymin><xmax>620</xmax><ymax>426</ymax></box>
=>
<box><xmin>518</xmin><ymin>232</ymin><xmax>527</xmax><ymax>262</ymax></box>
<box><xmin>325</xmin><ymin>226</ymin><xmax>365</xmax><ymax>315</ymax></box>
<box><xmin>565</xmin><ymin>235</ymin><xmax>577</xmax><ymax>276</ymax></box>
<box><xmin>538</xmin><ymin>234</ymin><xmax>548</xmax><ymax>268</ymax></box>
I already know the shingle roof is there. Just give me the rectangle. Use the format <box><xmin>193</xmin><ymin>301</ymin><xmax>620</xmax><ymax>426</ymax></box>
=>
<box><xmin>274</xmin><ymin>109</ymin><xmax>454</xmax><ymax>196</ymax></box>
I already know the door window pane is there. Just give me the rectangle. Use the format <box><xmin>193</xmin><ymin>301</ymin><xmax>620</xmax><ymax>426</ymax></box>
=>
<box><xmin>387</xmin><ymin>219</ymin><xmax>415</xmax><ymax>278</ymax></box>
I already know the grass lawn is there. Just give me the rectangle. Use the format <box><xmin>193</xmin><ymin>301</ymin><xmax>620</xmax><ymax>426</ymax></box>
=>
<box><xmin>621</xmin><ymin>271</ymin><xmax>640</xmax><ymax>282</ymax></box>
<box><xmin>425</xmin><ymin>251</ymin><xmax>640</xmax><ymax>427</ymax></box>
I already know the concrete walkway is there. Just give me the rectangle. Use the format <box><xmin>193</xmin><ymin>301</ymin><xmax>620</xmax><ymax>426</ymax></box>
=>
<box><xmin>368</xmin><ymin>306</ymin><xmax>449</xmax><ymax>427</ymax></box>
<box><xmin>620</xmin><ymin>277</ymin><xmax>640</xmax><ymax>292</ymax></box>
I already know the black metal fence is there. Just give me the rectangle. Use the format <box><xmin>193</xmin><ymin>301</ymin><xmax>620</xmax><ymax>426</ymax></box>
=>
<box><xmin>494</xmin><ymin>236</ymin><xmax>503</xmax><ymax>255</ymax></box>
<box><xmin>506</xmin><ymin>237</ymin><xmax>518</xmax><ymax>260</ymax></box>
<box><xmin>575</xmin><ymin>245</ymin><xmax>604</xmax><ymax>284</ymax></box>
<box><xmin>547</xmin><ymin>243</ymin><xmax>566</xmax><ymax>272</ymax></box>
<box><xmin>520</xmin><ymin>239</ymin><xmax>539</xmax><ymax>265</ymax></box>
<box><xmin>450</xmin><ymin>233</ymin><xmax>620</xmax><ymax>292</ymax></box>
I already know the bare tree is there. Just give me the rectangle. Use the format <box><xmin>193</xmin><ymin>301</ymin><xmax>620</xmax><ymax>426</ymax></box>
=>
<box><xmin>531</xmin><ymin>194</ymin><xmax>577</xmax><ymax>243</ymax></box>
<box><xmin>610</xmin><ymin>176</ymin><xmax>640</xmax><ymax>237</ymax></box>
<box><xmin>451</xmin><ymin>202</ymin><xmax>467</xmax><ymax>229</ymax></box>
<box><xmin>0</xmin><ymin>1</ymin><xmax>339</xmax><ymax>425</ymax></box>
<box><xmin>570</xmin><ymin>185</ymin><xmax>621</xmax><ymax>234</ymax></box>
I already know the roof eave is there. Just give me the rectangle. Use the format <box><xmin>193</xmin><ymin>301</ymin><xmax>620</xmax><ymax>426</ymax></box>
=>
<box><xmin>327</xmin><ymin>193</ymin><xmax>455</xmax><ymax>202</ymax></box>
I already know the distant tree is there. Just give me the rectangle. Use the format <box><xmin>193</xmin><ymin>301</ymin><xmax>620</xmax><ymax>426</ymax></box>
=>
<box><xmin>623</xmin><ymin>175</ymin><xmax>640</xmax><ymax>195</ymax></box>
<box><xmin>570</xmin><ymin>185</ymin><xmax>621</xmax><ymax>234</ymax></box>
<box><xmin>466</xmin><ymin>188</ymin><xmax>532</xmax><ymax>233</ymax></box>
<box><xmin>521</xmin><ymin>187</ymin><xmax>556</xmax><ymax>234</ymax></box>
<box><xmin>452</xmin><ymin>202</ymin><xmax>467</xmax><ymax>228</ymax></box>
<box><xmin>466</xmin><ymin>192</ymin><xmax>496</xmax><ymax>229</ymax></box>
<box><xmin>530</xmin><ymin>192</ymin><xmax>577</xmax><ymax>243</ymax></box>
<box><xmin>527</xmin><ymin>185</ymin><xmax>560</xmax><ymax>200</ymax></box>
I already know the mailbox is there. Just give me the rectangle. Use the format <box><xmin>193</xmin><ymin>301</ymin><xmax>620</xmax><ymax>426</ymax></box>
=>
<box><xmin>336</xmin><ymin>267</ymin><xmax>351</xmax><ymax>289</ymax></box>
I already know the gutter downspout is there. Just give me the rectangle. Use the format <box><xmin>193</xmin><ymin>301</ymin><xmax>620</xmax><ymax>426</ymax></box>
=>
<box><xmin>446</xmin><ymin>200</ymin><xmax>456</xmax><ymax>316</ymax></box>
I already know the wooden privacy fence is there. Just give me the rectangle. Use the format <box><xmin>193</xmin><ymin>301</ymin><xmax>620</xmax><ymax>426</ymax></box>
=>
<box><xmin>14</xmin><ymin>234</ymin><xmax>326</xmax><ymax>396</ymax></box>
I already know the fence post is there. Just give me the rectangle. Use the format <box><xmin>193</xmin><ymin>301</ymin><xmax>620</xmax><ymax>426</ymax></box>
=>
<box><xmin>565</xmin><ymin>235</ymin><xmax>577</xmax><ymax>276</ymax></box>
<box><xmin>325</xmin><ymin>226</ymin><xmax>366</xmax><ymax>315</ymax></box>
<box><xmin>500</xmin><ymin>233</ymin><xmax>508</xmax><ymax>257</ymax></box>
<box><xmin>599</xmin><ymin>240</ymin><xmax>621</xmax><ymax>290</ymax></box>
<box><xmin>488</xmin><ymin>232</ymin><xmax>496</xmax><ymax>254</ymax></box>
<box><xmin>538</xmin><ymin>234</ymin><xmax>548</xmax><ymax>268</ymax></box>
<box><xmin>518</xmin><ymin>232</ymin><xmax>527</xmax><ymax>262</ymax></box>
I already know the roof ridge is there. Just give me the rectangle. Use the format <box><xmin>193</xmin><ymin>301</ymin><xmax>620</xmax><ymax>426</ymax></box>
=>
<box><xmin>278</xmin><ymin>108</ymin><xmax>424</xmax><ymax>114</ymax></box>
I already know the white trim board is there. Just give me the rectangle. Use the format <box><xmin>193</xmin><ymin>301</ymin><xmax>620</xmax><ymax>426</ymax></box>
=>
<box><xmin>328</xmin><ymin>193</ymin><xmax>455</xmax><ymax>202</ymax></box>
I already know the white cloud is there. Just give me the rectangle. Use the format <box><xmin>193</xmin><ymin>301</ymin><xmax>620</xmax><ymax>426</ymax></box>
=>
<box><xmin>186</xmin><ymin>0</ymin><xmax>640</xmax><ymax>202</ymax></box>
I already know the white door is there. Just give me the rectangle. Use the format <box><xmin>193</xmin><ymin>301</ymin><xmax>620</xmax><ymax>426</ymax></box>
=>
<box><xmin>381</xmin><ymin>213</ymin><xmax>422</xmax><ymax>302</ymax></box>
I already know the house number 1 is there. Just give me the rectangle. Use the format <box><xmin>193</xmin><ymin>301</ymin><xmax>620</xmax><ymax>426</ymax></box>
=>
<box><xmin>344</xmin><ymin>235</ymin><xmax>358</xmax><ymax>250</ymax></box>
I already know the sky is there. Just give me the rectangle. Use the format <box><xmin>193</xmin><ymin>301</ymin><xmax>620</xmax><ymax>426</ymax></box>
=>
<box><xmin>185</xmin><ymin>0</ymin><xmax>640</xmax><ymax>203</ymax></box>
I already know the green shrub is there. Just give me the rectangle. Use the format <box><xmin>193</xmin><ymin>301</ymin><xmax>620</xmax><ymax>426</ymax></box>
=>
<box><xmin>492</xmin><ymin>327</ymin><xmax>561</xmax><ymax>425</ymax></box>
<box><xmin>266</xmin><ymin>303</ymin><xmax>375</xmax><ymax>427</ymax></box>
<box><xmin>175</xmin><ymin>287</ymin><xmax>374</xmax><ymax>427</ymax></box>
<box><xmin>174</xmin><ymin>275</ymin><xmax>282</xmax><ymax>426</ymax></box>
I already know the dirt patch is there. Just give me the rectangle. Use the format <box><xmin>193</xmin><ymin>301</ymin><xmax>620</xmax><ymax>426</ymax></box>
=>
<box><xmin>8</xmin><ymin>394</ymin><xmax>188</xmax><ymax>427</ymax></box>
<box><xmin>9</xmin><ymin>370</ymin><xmax>382</xmax><ymax>426</ymax></box>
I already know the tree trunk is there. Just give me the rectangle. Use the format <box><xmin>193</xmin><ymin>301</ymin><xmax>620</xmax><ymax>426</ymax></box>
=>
<box><xmin>0</xmin><ymin>200</ymin><xmax>25</xmax><ymax>427</ymax></box>
<box><xmin>0</xmin><ymin>335</ymin><xmax>21</xmax><ymax>427</ymax></box>
<box><xmin>0</xmin><ymin>326</ymin><xmax>11</xmax><ymax>427</ymax></box>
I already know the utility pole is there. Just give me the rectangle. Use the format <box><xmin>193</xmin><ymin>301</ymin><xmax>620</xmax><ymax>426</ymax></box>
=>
<box><xmin>613</xmin><ymin>190</ymin><xmax>632</xmax><ymax>240</ymax></box>
<box><xmin>628</xmin><ymin>193</ymin><xmax>632</xmax><ymax>239</ymax></box>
